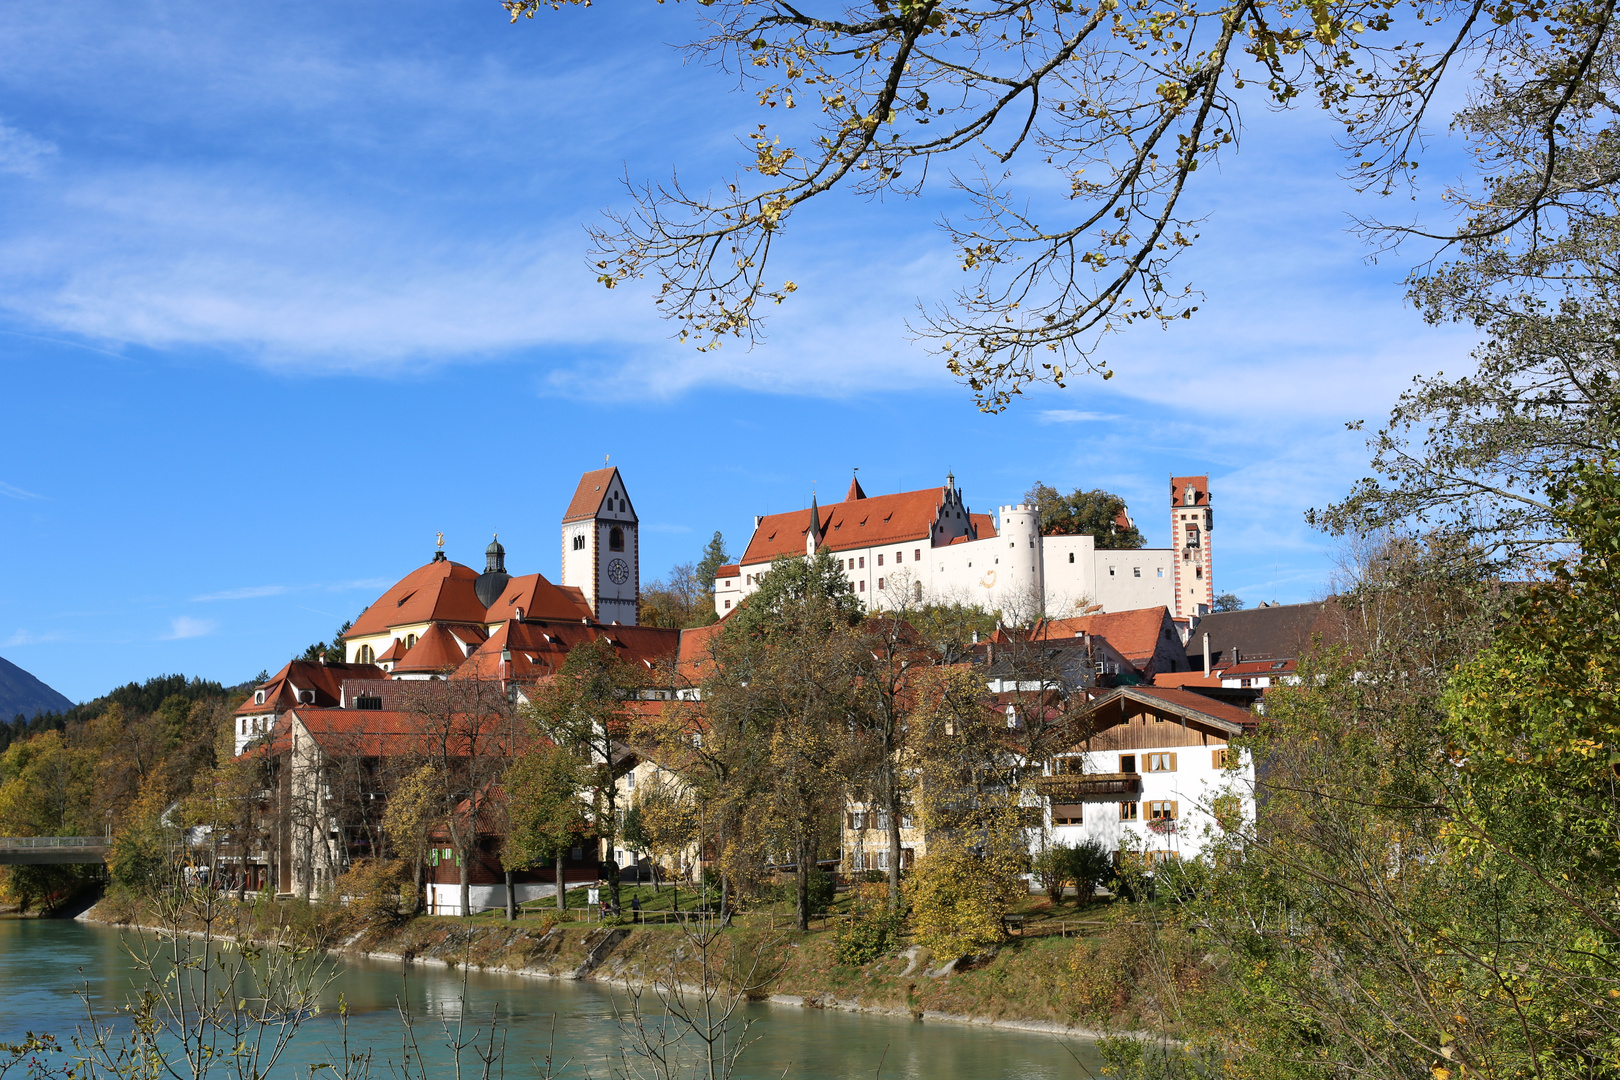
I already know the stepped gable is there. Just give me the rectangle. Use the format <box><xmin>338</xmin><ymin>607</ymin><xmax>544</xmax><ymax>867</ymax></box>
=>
<box><xmin>740</xmin><ymin>486</ymin><xmax>963</xmax><ymax>563</ymax></box>
<box><xmin>235</xmin><ymin>660</ymin><xmax>386</xmax><ymax>716</ymax></box>
<box><xmin>392</xmin><ymin>622</ymin><xmax>476</xmax><ymax>675</ymax></box>
<box><xmin>563</xmin><ymin>466</ymin><xmax>626</xmax><ymax>523</ymax></box>
<box><xmin>484</xmin><ymin>573</ymin><xmax>595</xmax><ymax>624</ymax></box>
<box><xmin>346</xmin><ymin>559</ymin><xmax>487</xmax><ymax>638</ymax></box>
<box><xmin>1186</xmin><ymin>601</ymin><xmax>1330</xmax><ymax>668</ymax></box>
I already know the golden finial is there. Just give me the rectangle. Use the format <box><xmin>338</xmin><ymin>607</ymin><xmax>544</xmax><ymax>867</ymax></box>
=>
<box><xmin>435</xmin><ymin>531</ymin><xmax>445</xmax><ymax>550</ymax></box>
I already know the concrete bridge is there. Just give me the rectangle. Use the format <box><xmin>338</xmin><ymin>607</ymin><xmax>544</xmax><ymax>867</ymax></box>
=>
<box><xmin>0</xmin><ymin>837</ymin><xmax>109</xmax><ymax>865</ymax></box>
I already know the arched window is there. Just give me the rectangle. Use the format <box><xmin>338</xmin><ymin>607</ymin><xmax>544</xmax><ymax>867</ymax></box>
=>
<box><xmin>609</xmin><ymin>527</ymin><xmax>624</xmax><ymax>552</ymax></box>
<box><xmin>406</xmin><ymin>633</ymin><xmax>417</xmax><ymax>649</ymax></box>
<box><xmin>357</xmin><ymin>644</ymin><xmax>375</xmax><ymax>664</ymax></box>
<box><xmin>913</xmin><ymin>581</ymin><xmax>923</xmax><ymax>601</ymax></box>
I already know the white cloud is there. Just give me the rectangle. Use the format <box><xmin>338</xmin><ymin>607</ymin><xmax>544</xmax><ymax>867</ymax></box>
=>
<box><xmin>0</xmin><ymin>119</ymin><xmax>56</xmax><ymax>178</ymax></box>
<box><xmin>0</xmin><ymin>479</ymin><xmax>43</xmax><ymax>500</ymax></box>
<box><xmin>164</xmin><ymin>616</ymin><xmax>215</xmax><ymax>639</ymax></box>
<box><xmin>1038</xmin><ymin>410</ymin><xmax>1124</xmax><ymax>424</ymax></box>
<box><xmin>192</xmin><ymin>585</ymin><xmax>289</xmax><ymax>602</ymax></box>
<box><xmin>4</xmin><ymin>629</ymin><xmax>62</xmax><ymax>647</ymax></box>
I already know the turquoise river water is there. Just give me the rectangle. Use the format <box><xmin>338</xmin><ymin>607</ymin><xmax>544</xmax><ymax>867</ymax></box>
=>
<box><xmin>0</xmin><ymin>919</ymin><xmax>1102</xmax><ymax>1079</ymax></box>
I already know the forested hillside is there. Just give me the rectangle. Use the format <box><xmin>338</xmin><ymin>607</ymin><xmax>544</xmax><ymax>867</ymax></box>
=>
<box><xmin>0</xmin><ymin>673</ymin><xmax>252</xmax><ymax>909</ymax></box>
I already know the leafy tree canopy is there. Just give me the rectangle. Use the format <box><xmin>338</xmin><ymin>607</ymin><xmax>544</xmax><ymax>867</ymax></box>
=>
<box><xmin>1024</xmin><ymin>482</ymin><xmax>1144</xmax><ymax>548</ymax></box>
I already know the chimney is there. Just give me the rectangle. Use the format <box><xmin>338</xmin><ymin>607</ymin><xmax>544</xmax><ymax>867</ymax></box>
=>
<box><xmin>1202</xmin><ymin>632</ymin><xmax>1210</xmax><ymax>676</ymax></box>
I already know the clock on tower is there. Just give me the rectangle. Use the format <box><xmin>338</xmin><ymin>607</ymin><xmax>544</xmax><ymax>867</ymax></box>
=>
<box><xmin>561</xmin><ymin>466</ymin><xmax>640</xmax><ymax>625</ymax></box>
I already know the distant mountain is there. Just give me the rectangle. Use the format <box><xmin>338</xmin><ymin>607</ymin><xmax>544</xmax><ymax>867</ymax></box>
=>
<box><xmin>0</xmin><ymin>656</ymin><xmax>75</xmax><ymax>719</ymax></box>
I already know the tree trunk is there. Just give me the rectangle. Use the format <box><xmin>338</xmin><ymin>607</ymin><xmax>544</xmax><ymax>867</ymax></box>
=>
<box><xmin>504</xmin><ymin>869</ymin><xmax>515</xmax><ymax>921</ymax></box>
<box><xmin>556</xmin><ymin>847</ymin><xmax>567</xmax><ymax>912</ymax></box>
<box><xmin>459</xmin><ymin>855</ymin><xmax>471</xmax><ymax>917</ymax></box>
<box><xmin>796</xmin><ymin>838</ymin><xmax>811</xmax><ymax>932</ymax></box>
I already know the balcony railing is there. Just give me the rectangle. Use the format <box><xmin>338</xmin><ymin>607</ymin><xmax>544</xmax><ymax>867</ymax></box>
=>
<box><xmin>0</xmin><ymin>836</ymin><xmax>105</xmax><ymax>849</ymax></box>
<box><xmin>1035</xmin><ymin>773</ymin><xmax>1141</xmax><ymax>799</ymax></box>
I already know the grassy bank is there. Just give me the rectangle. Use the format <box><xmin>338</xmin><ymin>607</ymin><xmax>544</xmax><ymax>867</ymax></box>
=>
<box><xmin>86</xmin><ymin>885</ymin><xmax>1211</xmax><ymax>1037</ymax></box>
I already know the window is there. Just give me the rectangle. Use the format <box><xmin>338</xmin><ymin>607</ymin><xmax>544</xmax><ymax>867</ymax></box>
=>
<box><xmin>571</xmin><ymin>846</ymin><xmax>583</xmax><ymax>861</ymax></box>
<box><xmin>609</xmin><ymin>526</ymin><xmax>624</xmax><ymax>552</ymax></box>
<box><xmin>724</xmin><ymin>599</ymin><xmax>731</xmax><ymax>609</ymax></box>
<box><xmin>573</xmin><ymin>534</ymin><xmax>586</xmax><ymax>551</ymax></box>
<box><xmin>1148</xmin><ymin>800</ymin><xmax>1178</xmax><ymax>821</ymax></box>
<box><xmin>1196</xmin><ymin>565</ymin><xmax>1203</xmax><ymax>579</ymax></box>
<box><xmin>1119</xmin><ymin>754</ymin><xmax>1137</xmax><ymax>773</ymax></box>
<box><xmin>1108</xmin><ymin>566</ymin><xmax>1116</xmax><ymax>577</ymax></box>
<box><xmin>1052</xmin><ymin>803</ymin><xmax>1083</xmax><ymax>826</ymax></box>
<box><xmin>254</xmin><ymin>691</ymin><xmax>266</xmax><ymax>705</ymax></box>
<box><xmin>1145</xmin><ymin>752</ymin><xmax>1177</xmax><ymax>772</ymax></box>
<box><xmin>355</xmin><ymin>696</ymin><xmax>382</xmax><ymax>711</ymax></box>
<box><xmin>1133</xmin><ymin>567</ymin><xmax>1141</xmax><ymax>578</ymax></box>
<box><xmin>858</xmin><ymin>556</ymin><xmax>865</xmax><ymax>568</ymax></box>
<box><xmin>1120</xmin><ymin>801</ymin><xmax>1139</xmax><ymax>821</ymax></box>
<box><xmin>914</xmin><ymin>581</ymin><xmax>923</xmax><ymax>601</ymax></box>
<box><xmin>1212</xmin><ymin>748</ymin><xmax>1233</xmax><ymax>769</ymax></box>
<box><xmin>859</xmin><ymin>580</ymin><xmax>866</xmax><ymax>591</ymax></box>
<box><xmin>406</xmin><ymin>634</ymin><xmax>417</xmax><ymax>649</ymax></box>
<box><xmin>356</xmin><ymin>643</ymin><xmax>375</xmax><ymax>664</ymax></box>
<box><xmin>1068</xmin><ymin>552</ymin><xmax>1075</xmax><ymax>564</ymax></box>
<box><xmin>913</xmin><ymin>549</ymin><xmax>921</xmax><ymax>561</ymax></box>
<box><xmin>877</xmin><ymin>553</ymin><xmax>883</xmax><ymax>566</ymax></box>
<box><xmin>625</xmin><ymin>772</ymin><xmax>636</xmax><ymax>790</ymax></box>
<box><xmin>1157</xmin><ymin>567</ymin><xmax>1164</xmax><ymax>577</ymax></box>
<box><xmin>1239</xmin><ymin>677</ymin><xmax>1252</xmax><ymax>687</ymax></box>
<box><xmin>1213</xmin><ymin>795</ymin><xmax>1243</xmax><ymax>830</ymax></box>
<box><xmin>896</xmin><ymin>550</ymin><xmax>903</xmax><ymax>563</ymax></box>
<box><xmin>878</xmin><ymin>577</ymin><xmax>885</xmax><ymax>590</ymax></box>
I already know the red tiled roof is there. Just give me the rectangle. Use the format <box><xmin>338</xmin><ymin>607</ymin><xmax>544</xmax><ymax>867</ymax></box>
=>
<box><xmin>377</xmin><ymin>638</ymin><xmax>409</xmax><ymax>663</ymax></box>
<box><xmin>346</xmin><ymin>559</ymin><xmax>489</xmax><ymax>638</ymax></box>
<box><xmin>969</xmin><ymin>512</ymin><xmax>998</xmax><ymax>539</ymax></box>
<box><xmin>484</xmin><ymin>573</ymin><xmax>595</xmax><ymax>624</ymax></box>
<box><xmin>1171</xmin><ymin>475</ymin><xmax>1210</xmax><ymax>507</ymax></box>
<box><xmin>563</xmin><ymin>467</ymin><xmax>624</xmax><ymax>523</ymax></box>
<box><xmin>234</xmin><ymin>660</ymin><xmax>388</xmax><ymax>715</ymax></box>
<box><xmin>1032</xmin><ymin>607</ymin><xmax>1174</xmax><ymax>664</ymax></box>
<box><xmin>1215</xmin><ymin>658</ymin><xmax>1298</xmax><ymax>677</ymax></box>
<box><xmin>457</xmin><ymin>618</ymin><xmax>681</xmax><ymax>682</ymax></box>
<box><xmin>393</xmin><ymin>622</ymin><xmax>476</xmax><ymax>674</ymax></box>
<box><xmin>740</xmin><ymin>487</ymin><xmax>962</xmax><ymax>564</ymax></box>
<box><xmin>676</xmin><ymin>619</ymin><xmax>727</xmax><ymax>680</ymax></box>
<box><xmin>290</xmin><ymin>708</ymin><xmax>530</xmax><ymax>759</ymax></box>
<box><xmin>1150</xmin><ymin>671</ymin><xmax>1223</xmax><ymax>690</ymax></box>
<box><xmin>714</xmin><ymin>565</ymin><xmax>740</xmax><ymax>579</ymax></box>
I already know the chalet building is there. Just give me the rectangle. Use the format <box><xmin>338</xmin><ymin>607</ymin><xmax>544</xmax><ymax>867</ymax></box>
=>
<box><xmin>712</xmin><ymin>473</ymin><xmax>1217</xmax><ymax>622</ymax></box>
<box><xmin>1040</xmin><ymin>687</ymin><xmax>1255</xmax><ymax>865</ymax></box>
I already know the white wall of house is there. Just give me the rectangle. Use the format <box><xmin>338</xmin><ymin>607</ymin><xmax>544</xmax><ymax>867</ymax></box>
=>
<box><xmin>426</xmin><ymin>881</ymin><xmax>588</xmax><ymax>916</ymax></box>
<box><xmin>1045</xmin><ymin>743</ymin><xmax>1253</xmax><ymax>864</ymax></box>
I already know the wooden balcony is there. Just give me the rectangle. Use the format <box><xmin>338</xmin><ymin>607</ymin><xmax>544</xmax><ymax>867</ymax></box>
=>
<box><xmin>1035</xmin><ymin>772</ymin><xmax>1141</xmax><ymax>799</ymax></box>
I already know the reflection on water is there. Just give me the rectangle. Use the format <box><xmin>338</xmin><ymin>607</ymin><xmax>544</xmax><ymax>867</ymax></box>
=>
<box><xmin>0</xmin><ymin>919</ymin><xmax>1100</xmax><ymax>1079</ymax></box>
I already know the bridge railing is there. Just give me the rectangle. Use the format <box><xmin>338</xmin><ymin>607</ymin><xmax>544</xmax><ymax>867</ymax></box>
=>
<box><xmin>0</xmin><ymin>836</ymin><xmax>107</xmax><ymax>849</ymax></box>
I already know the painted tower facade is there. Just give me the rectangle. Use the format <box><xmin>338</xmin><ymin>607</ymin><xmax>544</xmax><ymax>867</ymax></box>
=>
<box><xmin>561</xmin><ymin>466</ymin><xmax>640</xmax><ymax>625</ymax></box>
<box><xmin>1169</xmin><ymin>475</ymin><xmax>1213</xmax><ymax>619</ymax></box>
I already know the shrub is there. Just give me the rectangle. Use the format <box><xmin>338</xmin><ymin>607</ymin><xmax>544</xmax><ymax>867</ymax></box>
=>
<box><xmin>108</xmin><ymin>823</ymin><xmax>171</xmax><ymax>891</ymax></box>
<box><xmin>1033</xmin><ymin>844</ymin><xmax>1073</xmax><ymax>901</ymax></box>
<box><xmin>1062</xmin><ymin>840</ymin><xmax>1112</xmax><ymax>904</ymax></box>
<box><xmin>904</xmin><ymin>838</ymin><xmax>1020</xmax><ymax>960</ymax></box>
<box><xmin>338</xmin><ymin>859</ymin><xmax>408</xmax><ymax>925</ymax></box>
<box><xmin>835</xmin><ymin>905</ymin><xmax>903</xmax><ymax>966</ymax></box>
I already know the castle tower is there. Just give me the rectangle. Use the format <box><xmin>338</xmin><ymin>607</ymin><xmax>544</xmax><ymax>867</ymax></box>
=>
<box><xmin>561</xmin><ymin>467</ymin><xmax>640</xmax><ymax>625</ymax></box>
<box><xmin>1170</xmin><ymin>475</ymin><xmax>1213</xmax><ymax>618</ymax></box>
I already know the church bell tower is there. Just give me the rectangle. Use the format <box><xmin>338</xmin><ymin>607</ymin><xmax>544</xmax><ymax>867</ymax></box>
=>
<box><xmin>561</xmin><ymin>466</ymin><xmax>640</xmax><ymax>625</ymax></box>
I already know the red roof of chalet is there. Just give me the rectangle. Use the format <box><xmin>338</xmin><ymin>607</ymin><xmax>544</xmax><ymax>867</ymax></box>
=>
<box><xmin>1032</xmin><ymin>607</ymin><xmax>1175</xmax><ymax>666</ymax></box>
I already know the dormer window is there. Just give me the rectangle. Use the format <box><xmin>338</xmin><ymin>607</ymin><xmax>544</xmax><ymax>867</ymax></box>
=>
<box><xmin>1184</xmin><ymin>485</ymin><xmax>1197</xmax><ymax>506</ymax></box>
<box><xmin>254</xmin><ymin>690</ymin><xmax>266</xmax><ymax>705</ymax></box>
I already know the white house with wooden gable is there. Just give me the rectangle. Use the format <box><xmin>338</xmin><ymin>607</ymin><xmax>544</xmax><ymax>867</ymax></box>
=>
<box><xmin>1039</xmin><ymin>687</ymin><xmax>1255</xmax><ymax>864</ymax></box>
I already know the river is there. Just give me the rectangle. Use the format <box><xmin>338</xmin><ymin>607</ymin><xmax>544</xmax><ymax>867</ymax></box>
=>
<box><xmin>0</xmin><ymin>920</ymin><xmax>1103</xmax><ymax>1079</ymax></box>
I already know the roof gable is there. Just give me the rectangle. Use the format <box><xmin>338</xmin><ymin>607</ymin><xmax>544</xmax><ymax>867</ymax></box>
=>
<box><xmin>1079</xmin><ymin>686</ymin><xmax>1253</xmax><ymax>738</ymax></box>
<box><xmin>563</xmin><ymin>467</ymin><xmax>634</xmax><ymax>523</ymax></box>
<box><xmin>1034</xmin><ymin>607</ymin><xmax>1174</xmax><ymax>665</ymax></box>
<box><xmin>740</xmin><ymin>487</ymin><xmax>961</xmax><ymax>564</ymax></box>
<box><xmin>486</xmin><ymin>573</ymin><xmax>596</xmax><ymax>624</ymax></box>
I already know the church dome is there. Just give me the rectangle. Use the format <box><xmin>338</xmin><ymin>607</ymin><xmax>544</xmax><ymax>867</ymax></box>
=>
<box><xmin>476</xmin><ymin>533</ymin><xmax>511</xmax><ymax>608</ymax></box>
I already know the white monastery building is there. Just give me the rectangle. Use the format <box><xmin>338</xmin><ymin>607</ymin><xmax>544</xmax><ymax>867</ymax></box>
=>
<box><xmin>713</xmin><ymin>473</ymin><xmax>1215</xmax><ymax>621</ymax></box>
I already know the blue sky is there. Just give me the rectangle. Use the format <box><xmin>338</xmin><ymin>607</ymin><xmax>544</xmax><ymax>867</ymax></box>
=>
<box><xmin>0</xmin><ymin>2</ymin><xmax>1480</xmax><ymax>703</ymax></box>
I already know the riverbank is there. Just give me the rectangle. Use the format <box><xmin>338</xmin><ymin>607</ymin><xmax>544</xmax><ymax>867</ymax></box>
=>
<box><xmin>81</xmin><ymin>890</ymin><xmax>1203</xmax><ymax>1040</ymax></box>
